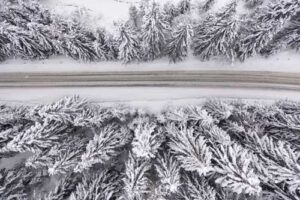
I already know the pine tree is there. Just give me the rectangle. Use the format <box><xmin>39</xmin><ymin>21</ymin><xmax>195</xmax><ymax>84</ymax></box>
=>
<box><xmin>121</xmin><ymin>153</ymin><xmax>151</xmax><ymax>200</ymax></box>
<box><xmin>155</xmin><ymin>152</ymin><xmax>181</xmax><ymax>196</ymax></box>
<box><xmin>192</xmin><ymin>2</ymin><xmax>240</xmax><ymax>62</ymax></box>
<box><xmin>131</xmin><ymin>120</ymin><xmax>164</xmax><ymax>159</ymax></box>
<box><xmin>2</xmin><ymin>120</ymin><xmax>69</xmax><ymax>153</ymax></box>
<box><xmin>128</xmin><ymin>5</ymin><xmax>140</xmax><ymax>30</ymax></box>
<box><xmin>244</xmin><ymin>0</ymin><xmax>263</xmax><ymax>9</ymax></box>
<box><xmin>166</xmin><ymin>23</ymin><xmax>193</xmax><ymax>63</ymax></box>
<box><xmin>177</xmin><ymin>0</ymin><xmax>191</xmax><ymax>15</ymax></box>
<box><xmin>0</xmin><ymin>23</ymin><xmax>11</xmax><ymax>61</ymax></box>
<box><xmin>214</xmin><ymin>144</ymin><xmax>262</xmax><ymax>195</ymax></box>
<box><xmin>239</xmin><ymin>0</ymin><xmax>300</xmax><ymax>60</ymax></box>
<box><xmin>53</xmin><ymin>18</ymin><xmax>98</xmax><ymax>62</ymax></box>
<box><xmin>167</xmin><ymin>124</ymin><xmax>214</xmax><ymax>176</ymax></box>
<box><xmin>163</xmin><ymin>2</ymin><xmax>180</xmax><ymax>24</ymax></box>
<box><xmin>0</xmin><ymin>164</ymin><xmax>46</xmax><ymax>199</ymax></box>
<box><xmin>200</xmin><ymin>0</ymin><xmax>216</xmax><ymax>12</ymax></box>
<box><xmin>43</xmin><ymin>173</ymin><xmax>80</xmax><ymax>200</ymax></box>
<box><xmin>0</xmin><ymin>0</ymin><xmax>52</xmax><ymax>27</ymax></box>
<box><xmin>75</xmin><ymin>124</ymin><xmax>131</xmax><ymax>172</ymax></box>
<box><xmin>93</xmin><ymin>29</ymin><xmax>116</xmax><ymax>61</ymax></box>
<box><xmin>202</xmin><ymin>99</ymin><xmax>232</xmax><ymax>122</ymax></box>
<box><xmin>70</xmin><ymin>169</ymin><xmax>122</xmax><ymax>200</ymax></box>
<box><xmin>142</xmin><ymin>3</ymin><xmax>170</xmax><ymax>61</ymax></box>
<box><xmin>118</xmin><ymin>26</ymin><xmax>141</xmax><ymax>63</ymax></box>
<box><xmin>179</xmin><ymin>172</ymin><xmax>217</xmax><ymax>200</ymax></box>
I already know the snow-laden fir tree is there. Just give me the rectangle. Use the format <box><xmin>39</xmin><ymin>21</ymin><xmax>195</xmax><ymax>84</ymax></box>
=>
<box><xmin>0</xmin><ymin>23</ymin><xmax>11</xmax><ymax>61</ymax></box>
<box><xmin>121</xmin><ymin>153</ymin><xmax>151</xmax><ymax>200</ymax></box>
<box><xmin>202</xmin><ymin>99</ymin><xmax>232</xmax><ymax>122</ymax></box>
<box><xmin>177</xmin><ymin>0</ymin><xmax>191</xmax><ymax>15</ymax></box>
<box><xmin>2</xmin><ymin>24</ymin><xmax>53</xmax><ymax>60</ymax></box>
<box><xmin>167</xmin><ymin>124</ymin><xmax>214</xmax><ymax>176</ymax></box>
<box><xmin>94</xmin><ymin>29</ymin><xmax>116</xmax><ymax>61</ymax></box>
<box><xmin>214</xmin><ymin>143</ymin><xmax>262</xmax><ymax>195</ymax></box>
<box><xmin>155</xmin><ymin>152</ymin><xmax>181</xmax><ymax>196</ymax></box>
<box><xmin>131</xmin><ymin>120</ymin><xmax>164</xmax><ymax>159</ymax></box>
<box><xmin>1</xmin><ymin>120</ymin><xmax>69</xmax><ymax>153</ymax></box>
<box><xmin>244</xmin><ymin>0</ymin><xmax>263</xmax><ymax>9</ymax></box>
<box><xmin>239</xmin><ymin>0</ymin><xmax>300</xmax><ymax>60</ymax></box>
<box><xmin>200</xmin><ymin>0</ymin><xmax>216</xmax><ymax>12</ymax></box>
<box><xmin>142</xmin><ymin>2</ymin><xmax>170</xmax><ymax>61</ymax></box>
<box><xmin>163</xmin><ymin>2</ymin><xmax>180</xmax><ymax>24</ymax></box>
<box><xmin>128</xmin><ymin>5</ymin><xmax>141</xmax><ymax>30</ymax></box>
<box><xmin>75</xmin><ymin>124</ymin><xmax>131</xmax><ymax>172</ymax></box>
<box><xmin>53</xmin><ymin>18</ymin><xmax>98</xmax><ymax>62</ymax></box>
<box><xmin>0</xmin><ymin>163</ymin><xmax>47</xmax><ymax>199</ymax></box>
<box><xmin>43</xmin><ymin>173</ymin><xmax>80</xmax><ymax>200</ymax></box>
<box><xmin>70</xmin><ymin>169</ymin><xmax>122</xmax><ymax>200</ymax></box>
<box><xmin>118</xmin><ymin>25</ymin><xmax>141</xmax><ymax>63</ymax></box>
<box><xmin>192</xmin><ymin>1</ymin><xmax>240</xmax><ymax>62</ymax></box>
<box><xmin>0</xmin><ymin>0</ymin><xmax>51</xmax><ymax>27</ymax></box>
<box><xmin>166</xmin><ymin>22</ymin><xmax>193</xmax><ymax>63</ymax></box>
<box><xmin>179</xmin><ymin>172</ymin><xmax>217</xmax><ymax>200</ymax></box>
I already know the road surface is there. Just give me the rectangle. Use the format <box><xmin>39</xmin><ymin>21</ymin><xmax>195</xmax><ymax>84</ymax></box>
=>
<box><xmin>1</xmin><ymin>71</ymin><xmax>300</xmax><ymax>90</ymax></box>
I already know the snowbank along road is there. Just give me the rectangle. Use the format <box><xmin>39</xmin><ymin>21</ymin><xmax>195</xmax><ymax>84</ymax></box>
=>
<box><xmin>2</xmin><ymin>71</ymin><xmax>300</xmax><ymax>91</ymax></box>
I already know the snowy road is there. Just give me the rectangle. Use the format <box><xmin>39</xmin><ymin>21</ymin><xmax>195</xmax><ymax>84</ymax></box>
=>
<box><xmin>1</xmin><ymin>70</ymin><xmax>300</xmax><ymax>108</ymax></box>
<box><xmin>2</xmin><ymin>71</ymin><xmax>300</xmax><ymax>89</ymax></box>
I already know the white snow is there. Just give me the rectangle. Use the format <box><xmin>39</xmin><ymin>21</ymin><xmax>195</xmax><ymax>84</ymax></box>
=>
<box><xmin>41</xmin><ymin>0</ymin><xmax>236</xmax><ymax>31</ymax></box>
<box><xmin>0</xmin><ymin>87</ymin><xmax>298</xmax><ymax>113</ymax></box>
<box><xmin>1</xmin><ymin>51</ymin><xmax>299</xmax><ymax>73</ymax></box>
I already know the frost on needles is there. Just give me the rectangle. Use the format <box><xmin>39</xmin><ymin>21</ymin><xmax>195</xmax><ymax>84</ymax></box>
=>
<box><xmin>1</xmin><ymin>96</ymin><xmax>300</xmax><ymax>199</ymax></box>
<box><xmin>2</xmin><ymin>0</ymin><xmax>300</xmax><ymax>64</ymax></box>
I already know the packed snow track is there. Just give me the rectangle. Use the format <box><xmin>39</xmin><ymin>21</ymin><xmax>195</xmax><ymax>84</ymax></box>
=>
<box><xmin>1</xmin><ymin>71</ymin><xmax>300</xmax><ymax>90</ymax></box>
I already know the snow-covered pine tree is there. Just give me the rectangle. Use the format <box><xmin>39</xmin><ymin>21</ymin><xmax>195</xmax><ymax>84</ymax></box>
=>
<box><xmin>192</xmin><ymin>1</ymin><xmax>240</xmax><ymax>62</ymax></box>
<box><xmin>47</xmin><ymin>145</ymin><xmax>83</xmax><ymax>175</ymax></box>
<box><xmin>118</xmin><ymin>25</ymin><xmax>141</xmax><ymax>63</ymax></box>
<box><xmin>213</xmin><ymin>143</ymin><xmax>262</xmax><ymax>195</ymax></box>
<box><xmin>27</xmin><ymin>22</ymin><xmax>57</xmax><ymax>59</ymax></box>
<box><xmin>239</xmin><ymin>0</ymin><xmax>300</xmax><ymax>60</ymax></box>
<box><xmin>128</xmin><ymin>5</ymin><xmax>140</xmax><ymax>30</ymax></box>
<box><xmin>200</xmin><ymin>0</ymin><xmax>216</xmax><ymax>12</ymax></box>
<box><xmin>177</xmin><ymin>0</ymin><xmax>191</xmax><ymax>15</ymax></box>
<box><xmin>163</xmin><ymin>2</ymin><xmax>180</xmax><ymax>24</ymax></box>
<box><xmin>1</xmin><ymin>119</ymin><xmax>69</xmax><ymax>153</ymax></box>
<box><xmin>202</xmin><ymin>99</ymin><xmax>232</xmax><ymax>122</ymax></box>
<box><xmin>166</xmin><ymin>124</ymin><xmax>214</xmax><ymax>176</ymax></box>
<box><xmin>179</xmin><ymin>172</ymin><xmax>217</xmax><ymax>200</ymax></box>
<box><xmin>131</xmin><ymin>120</ymin><xmax>164</xmax><ymax>159</ymax></box>
<box><xmin>276</xmin><ymin>12</ymin><xmax>300</xmax><ymax>53</ymax></box>
<box><xmin>2</xmin><ymin>24</ymin><xmax>54</xmax><ymax>60</ymax></box>
<box><xmin>155</xmin><ymin>152</ymin><xmax>181</xmax><ymax>196</ymax></box>
<box><xmin>43</xmin><ymin>173</ymin><xmax>81</xmax><ymax>200</ymax></box>
<box><xmin>0</xmin><ymin>23</ymin><xmax>11</xmax><ymax>61</ymax></box>
<box><xmin>0</xmin><ymin>0</ymin><xmax>52</xmax><ymax>27</ymax></box>
<box><xmin>0</xmin><ymin>164</ymin><xmax>46</xmax><ymax>199</ymax></box>
<box><xmin>94</xmin><ymin>29</ymin><xmax>116</xmax><ymax>61</ymax></box>
<box><xmin>75</xmin><ymin>124</ymin><xmax>131</xmax><ymax>172</ymax></box>
<box><xmin>142</xmin><ymin>2</ymin><xmax>170</xmax><ymax>61</ymax></box>
<box><xmin>70</xmin><ymin>169</ymin><xmax>122</xmax><ymax>200</ymax></box>
<box><xmin>121</xmin><ymin>153</ymin><xmax>151</xmax><ymax>200</ymax></box>
<box><xmin>251</xmin><ymin>136</ymin><xmax>300</xmax><ymax>197</ymax></box>
<box><xmin>166</xmin><ymin>23</ymin><xmax>193</xmax><ymax>63</ymax></box>
<box><xmin>244</xmin><ymin>0</ymin><xmax>263</xmax><ymax>9</ymax></box>
<box><xmin>53</xmin><ymin>17</ymin><xmax>98</xmax><ymax>62</ymax></box>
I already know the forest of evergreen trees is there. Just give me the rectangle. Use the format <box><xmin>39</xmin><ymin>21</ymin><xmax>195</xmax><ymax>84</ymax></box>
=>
<box><xmin>1</xmin><ymin>0</ymin><xmax>300</xmax><ymax>64</ymax></box>
<box><xmin>1</xmin><ymin>96</ymin><xmax>300</xmax><ymax>199</ymax></box>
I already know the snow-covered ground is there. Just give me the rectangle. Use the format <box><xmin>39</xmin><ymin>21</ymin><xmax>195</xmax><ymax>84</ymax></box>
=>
<box><xmin>1</xmin><ymin>51</ymin><xmax>299</xmax><ymax>73</ymax></box>
<box><xmin>41</xmin><ymin>0</ymin><xmax>235</xmax><ymax>31</ymax></box>
<box><xmin>0</xmin><ymin>87</ymin><xmax>299</xmax><ymax>112</ymax></box>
